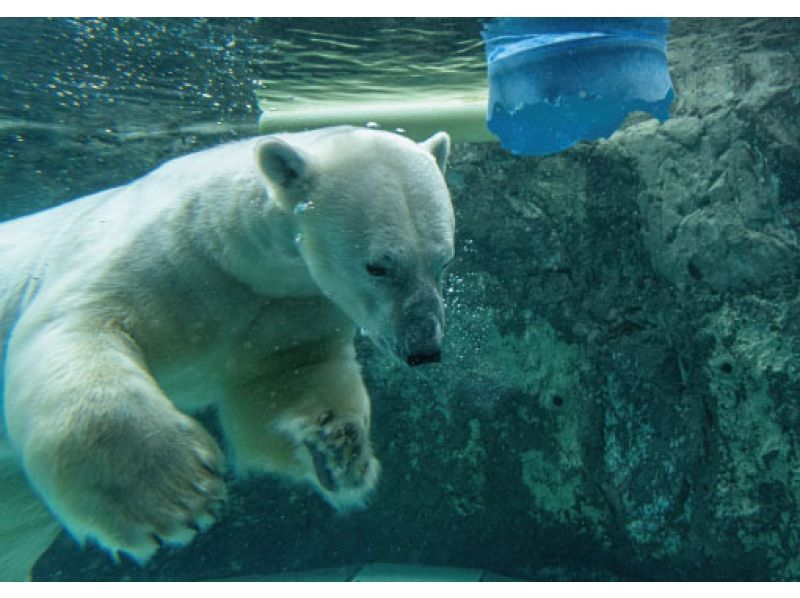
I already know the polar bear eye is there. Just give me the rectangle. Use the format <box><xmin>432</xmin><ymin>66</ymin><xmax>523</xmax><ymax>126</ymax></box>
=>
<box><xmin>366</xmin><ymin>263</ymin><xmax>388</xmax><ymax>277</ymax></box>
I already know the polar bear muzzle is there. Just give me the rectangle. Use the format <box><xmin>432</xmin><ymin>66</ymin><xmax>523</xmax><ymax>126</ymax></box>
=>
<box><xmin>402</xmin><ymin>313</ymin><xmax>443</xmax><ymax>366</ymax></box>
<box><xmin>399</xmin><ymin>287</ymin><xmax>445</xmax><ymax>367</ymax></box>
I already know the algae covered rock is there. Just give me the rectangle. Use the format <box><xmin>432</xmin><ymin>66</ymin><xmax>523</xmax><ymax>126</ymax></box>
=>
<box><xmin>610</xmin><ymin>113</ymin><xmax>799</xmax><ymax>292</ymax></box>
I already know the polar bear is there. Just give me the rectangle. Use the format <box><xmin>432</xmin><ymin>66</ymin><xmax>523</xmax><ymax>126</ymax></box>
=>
<box><xmin>0</xmin><ymin>126</ymin><xmax>453</xmax><ymax>580</ymax></box>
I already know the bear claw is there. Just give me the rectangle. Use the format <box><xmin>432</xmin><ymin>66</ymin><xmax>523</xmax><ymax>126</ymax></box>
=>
<box><xmin>316</xmin><ymin>409</ymin><xmax>334</xmax><ymax>426</ymax></box>
<box><xmin>304</xmin><ymin>440</ymin><xmax>338</xmax><ymax>491</ymax></box>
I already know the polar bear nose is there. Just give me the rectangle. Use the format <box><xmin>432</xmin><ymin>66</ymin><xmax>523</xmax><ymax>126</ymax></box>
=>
<box><xmin>401</xmin><ymin>286</ymin><xmax>444</xmax><ymax>366</ymax></box>
<box><xmin>403</xmin><ymin>315</ymin><xmax>443</xmax><ymax>366</ymax></box>
<box><xmin>406</xmin><ymin>351</ymin><xmax>442</xmax><ymax>366</ymax></box>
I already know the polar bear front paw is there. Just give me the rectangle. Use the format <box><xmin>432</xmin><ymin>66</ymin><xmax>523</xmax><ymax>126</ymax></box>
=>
<box><xmin>46</xmin><ymin>412</ymin><xmax>228</xmax><ymax>564</ymax></box>
<box><xmin>302</xmin><ymin>410</ymin><xmax>379</xmax><ymax>509</ymax></box>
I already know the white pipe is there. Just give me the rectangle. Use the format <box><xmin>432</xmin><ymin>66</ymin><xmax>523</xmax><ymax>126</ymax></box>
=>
<box><xmin>258</xmin><ymin>96</ymin><xmax>496</xmax><ymax>143</ymax></box>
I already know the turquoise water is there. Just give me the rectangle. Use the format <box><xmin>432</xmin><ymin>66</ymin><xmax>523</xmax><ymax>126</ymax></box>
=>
<box><xmin>2</xmin><ymin>17</ymin><xmax>800</xmax><ymax>581</ymax></box>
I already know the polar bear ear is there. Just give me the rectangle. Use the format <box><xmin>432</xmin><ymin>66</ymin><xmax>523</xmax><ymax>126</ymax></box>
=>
<box><xmin>256</xmin><ymin>138</ymin><xmax>310</xmax><ymax>204</ymax></box>
<box><xmin>420</xmin><ymin>131</ymin><xmax>451</xmax><ymax>175</ymax></box>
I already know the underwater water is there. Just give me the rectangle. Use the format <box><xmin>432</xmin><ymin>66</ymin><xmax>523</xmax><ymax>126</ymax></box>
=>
<box><xmin>1</xmin><ymin>17</ymin><xmax>800</xmax><ymax>581</ymax></box>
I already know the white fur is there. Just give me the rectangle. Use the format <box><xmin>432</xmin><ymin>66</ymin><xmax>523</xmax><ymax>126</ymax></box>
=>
<box><xmin>0</xmin><ymin>126</ymin><xmax>453</xmax><ymax>579</ymax></box>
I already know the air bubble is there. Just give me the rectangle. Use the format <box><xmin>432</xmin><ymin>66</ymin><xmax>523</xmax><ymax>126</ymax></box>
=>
<box><xmin>293</xmin><ymin>201</ymin><xmax>314</xmax><ymax>214</ymax></box>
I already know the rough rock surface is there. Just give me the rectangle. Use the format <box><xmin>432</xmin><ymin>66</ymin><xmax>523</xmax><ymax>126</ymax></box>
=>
<box><xmin>22</xmin><ymin>18</ymin><xmax>800</xmax><ymax>580</ymax></box>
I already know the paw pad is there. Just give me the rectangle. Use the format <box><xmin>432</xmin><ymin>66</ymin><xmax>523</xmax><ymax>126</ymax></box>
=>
<box><xmin>304</xmin><ymin>413</ymin><xmax>372</xmax><ymax>493</ymax></box>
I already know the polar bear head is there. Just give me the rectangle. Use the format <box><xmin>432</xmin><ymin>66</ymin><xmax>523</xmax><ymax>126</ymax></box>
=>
<box><xmin>257</xmin><ymin>127</ymin><xmax>454</xmax><ymax>366</ymax></box>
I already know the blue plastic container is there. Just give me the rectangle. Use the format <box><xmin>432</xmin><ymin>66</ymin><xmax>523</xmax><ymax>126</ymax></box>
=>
<box><xmin>482</xmin><ymin>18</ymin><xmax>674</xmax><ymax>156</ymax></box>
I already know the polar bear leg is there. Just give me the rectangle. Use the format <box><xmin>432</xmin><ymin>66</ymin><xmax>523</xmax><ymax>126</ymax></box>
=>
<box><xmin>219</xmin><ymin>341</ymin><xmax>379</xmax><ymax>511</ymax></box>
<box><xmin>0</xmin><ymin>450</ymin><xmax>61</xmax><ymax>581</ymax></box>
<box><xmin>4</xmin><ymin>316</ymin><xmax>227</xmax><ymax>563</ymax></box>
